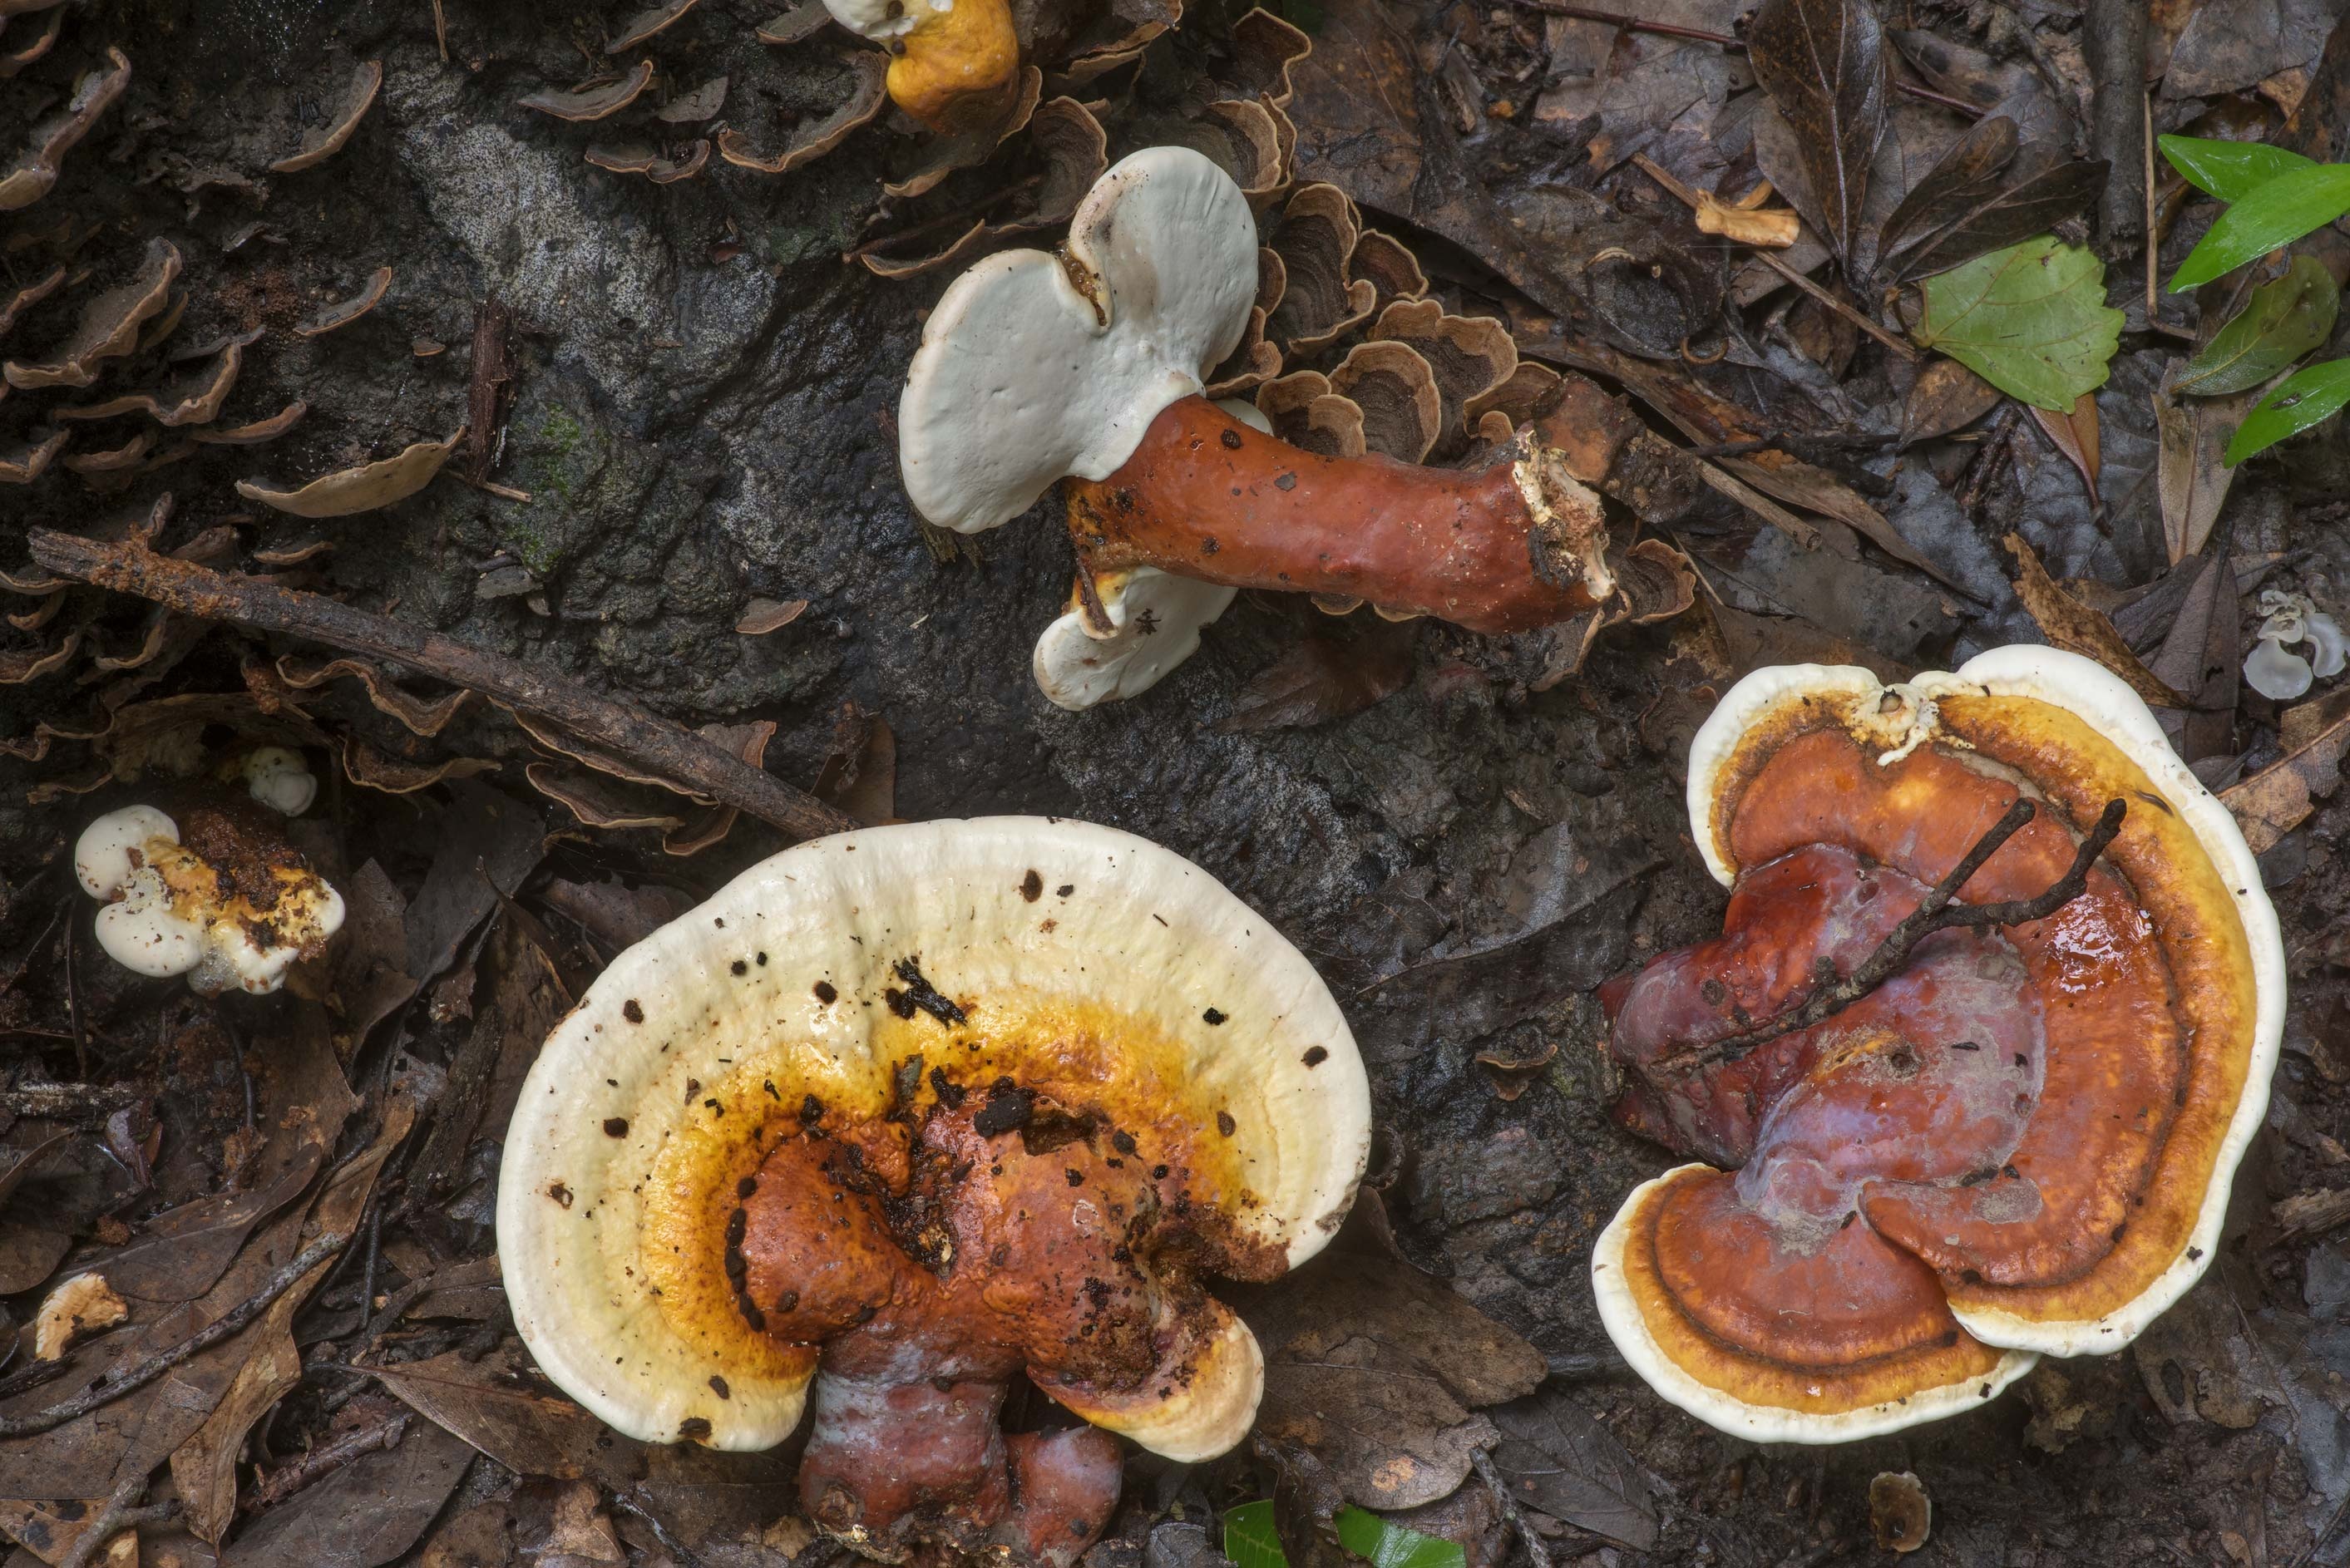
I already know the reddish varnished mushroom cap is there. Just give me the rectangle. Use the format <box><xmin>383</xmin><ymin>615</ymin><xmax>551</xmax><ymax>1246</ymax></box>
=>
<box><xmin>498</xmin><ymin>817</ymin><xmax>1369</xmax><ymax>1561</ymax></box>
<box><xmin>1592</xmin><ymin>648</ymin><xmax>2283</xmax><ymax>1441</ymax></box>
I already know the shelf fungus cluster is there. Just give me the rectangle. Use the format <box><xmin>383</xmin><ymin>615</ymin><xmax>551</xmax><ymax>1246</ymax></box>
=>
<box><xmin>1</xmin><ymin>14</ymin><xmax>430</xmax><ymax>528</ymax></box>
<box><xmin>897</xmin><ymin>146</ymin><xmax>1701</xmax><ymax>708</ymax></box>
<box><xmin>1592</xmin><ymin>648</ymin><xmax>2283</xmax><ymax>1442</ymax></box>
<box><xmin>74</xmin><ymin>799</ymin><xmax>346</xmax><ymax>996</ymax></box>
<box><xmin>498</xmin><ymin>818</ymin><xmax>1369</xmax><ymax>1565</ymax></box>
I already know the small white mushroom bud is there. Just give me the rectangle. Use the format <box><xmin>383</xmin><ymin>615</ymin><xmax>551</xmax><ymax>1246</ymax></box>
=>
<box><xmin>239</xmin><ymin>746</ymin><xmax>318</xmax><ymax>816</ymax></box>
<box><xmin>74</xmin><ymin>805</ymin><xmax>178</xmax><ymax>900</ymax></box>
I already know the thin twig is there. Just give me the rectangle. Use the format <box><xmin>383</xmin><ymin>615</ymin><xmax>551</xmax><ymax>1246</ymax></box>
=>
<box><xmin>614</xmin><ymin>1489</ymin><xmax>708</xmax><ymax>1568</ymax></box>
<box><xmin>0</xmin><ymin>1080</ymin><xmax>142</xmax><ymax>1118</ymax></box>
<box><xmin>1631</xmin><ymin>155</ymin><xmax>1920</xmax><ymax>362</ymax></box>
<box><xmin>0</xmin><ymin>1229</ymin><xmax>350</xmax><ymax>1439</ymax></box>
<box><xmin>1653</xmin><ymin>796</ymin><xmax>2128</xmax><ymax>1078</ymax></box>
<box><xmin>27</xmin><ymin>530</ymin><xmax>861</xmax><ymax>843</ymax></box>
<box><xmin>244</xmin><ymin>1410</ymin><xmax>409</xmax><ymax>1514</ymax></box>
<box><xmin>1503</xmin><ymin>2</ymin><xmax>1981</xmax><ymax>116</ymax></box>
<box><xmin>56</xmin><ymin>1469</ymin><xmax>172</xmax><ymax>1568</ymax></box>
<box><xmin>1471</xmin><ymin>1449</ymin><xmax>1554</xmax><ymax>1568</ymax></box>
<box><xmin>849</xmin><ymin>173</ymin><xmax>1044</xmax><ymax>259</ymax></box>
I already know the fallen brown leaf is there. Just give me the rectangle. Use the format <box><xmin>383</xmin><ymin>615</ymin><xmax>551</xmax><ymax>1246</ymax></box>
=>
<box><xmin>1228</xmin><ymin>1193</ymin><xmax>1546</xmax><ymax>1511</ymax></box>
<box><xmin>1221</xmin><ymin>628</ymin><xmax>1413</xmax><ymax>732</ymax></box>
<box><xmin>2003</xmin><ymin>534</ymin><xmax>2189</xmax><ymax>710</ymax></box>
<box><xmin>2222</xmin><ymin>688</ymin><xmax>2350</xmax><ymax>854</ymax></box>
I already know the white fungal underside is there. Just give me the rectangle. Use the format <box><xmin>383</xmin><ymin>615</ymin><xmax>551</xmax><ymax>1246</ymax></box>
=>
<box><xmin>896</xmin><ymin>147</ymin><xmax>1258</xmax><ymax>534</ymax></box>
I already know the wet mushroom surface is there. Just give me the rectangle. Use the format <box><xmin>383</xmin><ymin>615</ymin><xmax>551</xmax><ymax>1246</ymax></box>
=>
<box><xmin>1594</xmin><ymin>651</ymin><xmax>2283</xmax><ymax>1442</ymax></box>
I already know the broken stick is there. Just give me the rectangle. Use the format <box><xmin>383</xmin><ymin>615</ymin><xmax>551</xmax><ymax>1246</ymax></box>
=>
<box><xmin>27</xmin><ymin>529</ymin><xmax>860</xmax><ymax>842</ymax></box>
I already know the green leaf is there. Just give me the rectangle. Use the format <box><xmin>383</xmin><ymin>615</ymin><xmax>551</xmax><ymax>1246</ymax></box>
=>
<box><xmin>1221</xmin><ymin>1504</ymin><xmax>1469</xmax><ymax>1568</ymax></box>
<box><xmin>2170</xmin><ymin>165</ymin><xmax>2350</xmax><ymax>290</ymax></box>
<box><xmin>1333</xmin><ymin>1510</ymin><xmax>1467</xmax><ymax>1568</ymax></box>
<box><xmin>1910</xmin><ymin>236</ymin><xmax>2125</xmax><ymax>412</ymax></box>
<box><xmin>2224</xmin><ymin>357</ymin><xmax>2350</xmax><ymax>464</ymax></box>
<box><xmin>1225</xmin><ymin>1503</ymin><xmax>1289</xmax><ymax>1568</ymax></box>
<box><xmin>2178</xmin><ymin>255</ymin><xmax>2342</xmax><ymax>394</ymax></box>
<box><xmin>2158</xmin><ymin>135</ymin><xmax>2316</xmax><ymax>203</ymax></box>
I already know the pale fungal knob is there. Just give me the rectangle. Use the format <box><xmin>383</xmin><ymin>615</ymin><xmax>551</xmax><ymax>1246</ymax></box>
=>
<box><xmin>239</xmin><ymin>746</ymin><xmax>318</xmax><ymax>816</ymax></box>
<box><xmin>74</xmin><ymin>804</ymin><xmax>178</xmax><ymax>900</ymax></box>
<box><xmin>74</xmin><ymin>803</ymin><xmax>347</xmax><ymax>995</ymax></box>
<box><xmin>95</xmin><ymin>865</ymin><xmax>208</xmax><ymax>979</ymax></box>
<box><xmin>2243</xmin><ymin>589</ymin><xmax>2345</xmax><ymax>703</ymax></box>
<box><xmin>35</xmin><ymin>1273</ymin><xmax>128</xmax><ymax>1361</ymax></box>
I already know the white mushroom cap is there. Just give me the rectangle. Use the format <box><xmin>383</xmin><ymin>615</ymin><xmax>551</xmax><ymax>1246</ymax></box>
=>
<box><xmin>75</xmin><ymin>804</ymin><xmax>178</xmax><ymax>899</ymax></box>
<box><xmin>897</xmin><ymin>147</ymin><xmax>1258</xmax><ymax>534</ymax></box>
<box><xmin>74</xmin><ymin>805</ymin><xmax>347</xmax><ymax>995</ymax></box>
<box><xmin>95</xmin><ymin>867</ymin><xmax>208</xmax><ymax>979</ymax></box>
<box><xmin>497</xmin><ymin>816</ymin><xmax>1369</xmax><ymax>1453</ymax></box>
<box><xmin>1030</xmin><ymin>403</ymin><xmax>1266</xmax><ymax>711</ymax></box>
<box><xmin>1033</xmin><ymin>570</ymin><xmax>1241</xmax><ymax>711</ymax></box>
<box><xmin>240</xmin><ymin>747</ymin><xmax>318</xmax><ymax>816</ymax></box>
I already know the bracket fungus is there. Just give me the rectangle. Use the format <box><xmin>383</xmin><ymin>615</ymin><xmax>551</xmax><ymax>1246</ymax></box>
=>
<box><xmin>74</xmin><ymin>801</ymin><xmax>347</xmax><ymax>995</ymax></box>
<box><xmin>899</xmin><ymin>148</ymin><xmax>1685</xmax><ymax>707</ymax></box>
<box><xmin>499</xmin><ymin>817</ymin><xmax>1368</xmax><ymax>1564</ymax></box>
<box><xmin>1592</xmin><ymin>648</ymin><xmax>2283</xmax><ymax>1441</ymax></box>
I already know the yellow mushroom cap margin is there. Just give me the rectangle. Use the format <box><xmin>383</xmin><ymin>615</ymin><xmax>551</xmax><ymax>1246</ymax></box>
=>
<box><xmin>497</xmin><ymin>816</ymin><xmax>1371</xmax><ymax>1452</ymax></box>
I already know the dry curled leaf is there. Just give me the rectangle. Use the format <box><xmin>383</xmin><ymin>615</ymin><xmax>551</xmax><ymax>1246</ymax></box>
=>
<box><xmin>2003</xmin><ymin>533</ymin><xmax>2189</xmax><ymax>710</ymax></box>
<box><xmin>1221</xmin><ymin>629</ymin><xmax>1414</xmax><ymax>732</ymax></box>
<box><xmin>2221</xmin><ymin>688</ymin><xmax>2350</xmax><ymax>853</ymax></box>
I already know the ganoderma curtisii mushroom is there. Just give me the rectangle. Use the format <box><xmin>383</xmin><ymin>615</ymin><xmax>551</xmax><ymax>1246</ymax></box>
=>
<box><xmin>1591</xmin><ymin>648</ymin><xmax>2283</xmax><ymax>1441</ymax></box>
<box><xmin>896</xmin><ymin>147</ymin><xmax>1699</xmax><ymax>709</ymax></box>
<box><xmin>498</xmin><ymin>817</ymin><xmax>1370</xmax><ymax>1566</ymax></box>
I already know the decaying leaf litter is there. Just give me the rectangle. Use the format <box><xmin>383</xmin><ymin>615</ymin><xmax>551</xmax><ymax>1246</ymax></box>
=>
<box><xmin>3</xmin><ymin>0</ymin><xmax>2350</xmax><ymax>1564</ymax></box>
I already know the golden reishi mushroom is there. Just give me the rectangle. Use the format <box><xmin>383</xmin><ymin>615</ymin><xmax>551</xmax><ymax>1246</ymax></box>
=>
<box><xmin>498</xmin><ymin>817</ymin><xmax>1370</xmax><ymax>1563</ymax></box>
<box><xmin>1591</xmin><ymin>647</ymin><xmax>2283</xmax><ymax>1441</ymax></box>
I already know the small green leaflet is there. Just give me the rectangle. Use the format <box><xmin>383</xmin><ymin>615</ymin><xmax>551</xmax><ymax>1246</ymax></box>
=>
<box><xmin>2178</xmin><ymin>255</ymin><xmax>2340</xmax><ymax>394</ymax></box>
<box><xmin>1333</xmin><ymin>1509</ymin><xmax>1464</xmax><ymax>1568</ymax></box>
<box><xmin>1222</xmin><ymin>1502</ymin><xmax>1468</xmax><ymax>1568</ymax></box>
<box><xmin>1910</xmin><ymin>236</ymin><xmax>2125</xmax><ymax>412</ymax></box>
<box><xmin>1224</xmin><ymin>1502</ymin><xmax>1289</xmax><ymax>1568</ymax></box>
<box><xmin>2170</xmin><ymin>164</ymin><xmax>2350</xmax><ymax>290</ymax></box>
<box><xmin>2158</xmin><ymin>135</ymin><xmax>2316</xmax><ymax>203</ymax></box>
<box><xmin>2224</xmin><ymin>357</ymin><xmax>2350</xmax><ymax>465</ymax></box>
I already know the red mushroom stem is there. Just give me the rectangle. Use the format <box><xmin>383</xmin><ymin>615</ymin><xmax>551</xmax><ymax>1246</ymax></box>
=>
<box><xmin>1064</xmin><ymin>377</ymin><xmax>1702</xmax><ymax>634</ymax></box>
